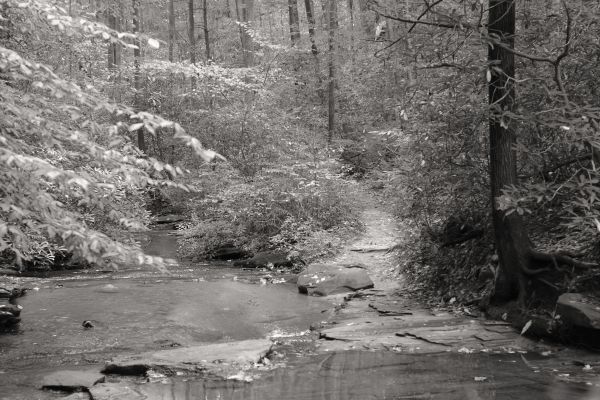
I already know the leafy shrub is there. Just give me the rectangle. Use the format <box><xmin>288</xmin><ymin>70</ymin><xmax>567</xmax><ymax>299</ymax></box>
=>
<box><xmin>177</xmin><ymin>162</ymin><xmax>361</xmax><ymax>260</ymax></box>
<box><xmin>178</xmin><ymin>220</ymin><xmax>246</xmax><ymax>260</ymax></box>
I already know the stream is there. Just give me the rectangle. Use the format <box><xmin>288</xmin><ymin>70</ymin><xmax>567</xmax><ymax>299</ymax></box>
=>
<box><xmin>1</xmin><ymin>227</ymin><xmax>599</xmax><ymax>399</ymax></box>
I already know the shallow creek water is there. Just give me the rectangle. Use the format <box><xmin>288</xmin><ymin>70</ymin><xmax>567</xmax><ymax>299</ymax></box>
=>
<box><xmin>1</xmin><ymin>229</ymin><xmax>599</xmax><ymax>399</ymax></box>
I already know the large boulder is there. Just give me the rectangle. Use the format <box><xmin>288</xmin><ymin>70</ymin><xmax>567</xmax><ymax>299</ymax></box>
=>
<box><xmin>234</xmin><ymin>251</ymin><xmax>293</xmax><ymax>269</ymax></box>
<box><xmin>557</xmin><ymin>293</ymin><xmax>600</xmax><ymax>330</ymax></box>
<box><xmin>297</xmin><ymin>263</ymin><xmax>374</xmax><ymax>296</ymax></box>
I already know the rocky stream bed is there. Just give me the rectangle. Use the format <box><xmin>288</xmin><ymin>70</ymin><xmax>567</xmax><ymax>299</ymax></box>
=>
<box><xmin>1</xmin><ymin>209</ymin><xmax>600</xmax><ymax>400</ymax></box>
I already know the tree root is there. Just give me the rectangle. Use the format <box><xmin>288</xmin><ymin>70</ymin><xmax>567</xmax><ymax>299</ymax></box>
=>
<box><xmin>516</xmin><ymin>249</ymin><xmax>598</xmax><ymax>283</ymax></box>
<box><xmin>528</xmin><ymin>249</ymin><xmax>599</xmax><ymax>270</ymax></box>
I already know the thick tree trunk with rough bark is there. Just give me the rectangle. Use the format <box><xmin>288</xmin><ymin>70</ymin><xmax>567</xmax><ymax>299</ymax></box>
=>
<box><xmin>488</xmin><ymin>0</ymin><xmax>528</xmax><ymax>302</ymax></box>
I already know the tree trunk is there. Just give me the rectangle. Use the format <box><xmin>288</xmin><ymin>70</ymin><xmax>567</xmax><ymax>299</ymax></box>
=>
<box><xmin>203</xmin><ymin>0</ymin><xmax>211</xmax><ymax>60</ymax></box>
<box><xmin>304</xmin><ymin>0</ymin><xmax>323</xmax><ymax>101</ymax></box>
<box><xmin>188</xmin><ymin>0</ymin><xmax>196</xmax><ymax>89</ymax></box>
<box><xmin>488</xmin><ymin>0</ymin><xmax>528</xmax><ymax>302</ymax></box>
<box><xmin>288</xmin><ymin>0</ymin><xmax>300</xmax><ymax>46</ymax></box>
<box><xmin>107</xmin><ymin>10</ymin><xmax>121</xmax><ymax>70</ymax></box>
<box><xmin>304</xmin><ymin>0</ymin><xmax>318</xmax><ymax>55</ymax></box>
<box><xmin>356</xmin><ymin>0</ymin><xmax>371</xmax><ymax>36</ymax></box>
<box><xmin>235</xmin><ymin>0</ymin><xmax>254</xmax><ymax>66</ymax></box>
<box><xmin>188</xmin><ymin>0</ymin><xmax>196</xmax><ymax>64</ymax></box>
<box><xmin>327</xmin><ymin>0</ymin><xmax>337</xmax><ymax>143</ymax></box>
<box><xmin>132</xmin><ymin>0</ymin><xmax>145</xmax><ymax>152</ymax></box>
<box><xmin>168</xmin><ymin>0</ymin><xmax>175</xmax><ymax>62</ymax></box>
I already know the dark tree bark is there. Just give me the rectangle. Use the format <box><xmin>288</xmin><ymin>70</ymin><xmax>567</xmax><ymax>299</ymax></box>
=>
<box><xmin>132</xmin><ymin>0</ymin><xmax>145</xmax><ymax>152</ymax></box>
<box><xmin>488</xmin><ymin>0</ymin><xmax>528</xmax><ymax>302</ymax></box>
<box><xmin>168</xmin><ymin>0</ymin><xmax>175</xmax><ymax>62</ymax></box>
<box><xmin>304</xmin><ymin>0</ymin><xmax>323</xmax><ymax>100</ymax></box>
<box><xmin>235</xmin><ymin>0</ymin><xmax>254</xmax><ymax>66</ymax></box>
<box><xmin>327</xmin><ymin>0</ymin><xmax>337</xmax><ymax>143</ymax></box>
<box><xmin>203</xmin><ymin>0</ymin><xmax>211</xmax><ymax>60</ymax></box>
<box><xmin>188</xmin><ymin>0</ymin><xmax>196</xmax><ymax>64</ymax></box>
<box><xmin>288</xmin><ymin>0</ymin><xmax>300</xmax><ymax>46</ymax></box>
<box><xmin>304</xmin><ymin>0</ymin><xmax>318</xmax><ymax>55</ymax></box>
<box><xmin>188</xmin><ymin>0</ymin><xmax>196</xmax><ymax>89</ymax></box>
<box><xmin>106</xmin><ymin>9</ymin><xmax>121</xmax><ymax>70</ymax></box>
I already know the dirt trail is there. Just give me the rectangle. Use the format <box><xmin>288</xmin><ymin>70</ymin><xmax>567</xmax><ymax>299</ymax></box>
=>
<box><xmin>316</xmin><ymin>189</ymin><xmax>534</xmax><ymax>353</ymax></box>
<box><xmin>309</xmin><ymin>186</ymin><xmax>600</xmax><ymax>399</ymax></box>
<box><xmin>332</xmin><ymin>206</ymin><xmax>402</xmax><ymax>291</ymax></box>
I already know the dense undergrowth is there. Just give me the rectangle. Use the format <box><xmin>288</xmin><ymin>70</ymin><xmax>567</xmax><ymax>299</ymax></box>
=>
<box><xmin>170</xmin><ymin>161</ymin><xmax>363</xmax><ymax>264</ymax></box>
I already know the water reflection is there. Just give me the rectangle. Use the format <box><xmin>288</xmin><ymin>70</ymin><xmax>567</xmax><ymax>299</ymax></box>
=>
<box><xmin>132</xmin><ymin>351</ymin><xmax>594</xmax><ymax>400</ymax></box>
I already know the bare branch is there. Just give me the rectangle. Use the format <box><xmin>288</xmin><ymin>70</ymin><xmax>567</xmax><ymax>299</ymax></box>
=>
<box><xmin>374</xmin><ymin>37</ymin><xmax>403</xmax><ymax>58</ymax></box>
<box><xmin>375</xmin><ymin>11</ymin><xmax>478</xmax><ymax>31</ymax></box>
<box><xmin>408</xmin><ymin>0</ymin><xmax>445</xmax><ymax>34</ymax></box>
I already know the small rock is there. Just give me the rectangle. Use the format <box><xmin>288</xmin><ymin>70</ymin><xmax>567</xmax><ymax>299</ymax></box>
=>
<box><xmin>0</xmin><ymin>304</ymin><xmax>22</xmax><ymax>317</ymax></box>
<box><xmin>82</xmin><ymin>320</ymin><xmax>94</xmax><ymax>329</ymax></box>
<box><xmin>0</xmin><ymin>311</ymin><xmax>20</xmax><ymax>327</ymax></box>
<box><xmin>98</xmin><ymin>284</ymin><xmax>119</xmax><ymax>293</ymax></box>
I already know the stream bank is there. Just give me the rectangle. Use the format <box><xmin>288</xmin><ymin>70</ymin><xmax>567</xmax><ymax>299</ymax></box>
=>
<box><xmin>1</xmin><ymin>197</ymin><xmax>600</xmax><ymax>399</ymax></box>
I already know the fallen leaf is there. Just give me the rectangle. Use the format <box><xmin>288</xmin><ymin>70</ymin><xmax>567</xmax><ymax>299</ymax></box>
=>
<box><xmin>521</xmin><ymin>320</ymin><xmax>532</xmax><ymax>335</ymax></box>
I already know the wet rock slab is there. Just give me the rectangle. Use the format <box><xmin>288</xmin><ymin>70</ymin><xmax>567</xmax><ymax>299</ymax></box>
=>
<box><xmin>89</xmin><ymin>383</ymin><xmax>142</xmax><ymax>400</ymax></box>
<box><xmin>103</xmin><ymin>339</ymin><xmax>273</xmax><ymax>377</ymax></box>
<box><xmin>297</xmin><ymin>263</ymin><xmax>374</xmax><ymax>296</ymax></box>
<box><xmin>318</xmin><ymin>291</ymin><xmax>533</xmax><ymax>353</ymax></box>
<box><xmin>368</xmin><ymin>298</ymin><xmax>413</xmax><ymax>316</ymax></box>
<box><xmin>89</xmin><ymin>350</ymin><xmax>597</xmax><ymax>400</ymax></box>
<box><xmin>60</xmin><ymin>393</ymin><xmax>92</xmax><ymax>400</ymax></box>
<box><xmin>41</xmin><ymin>369</ymin><xmax>105</xmax><ymax>392</ymax></box>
